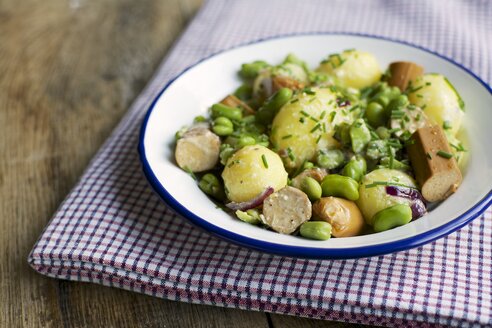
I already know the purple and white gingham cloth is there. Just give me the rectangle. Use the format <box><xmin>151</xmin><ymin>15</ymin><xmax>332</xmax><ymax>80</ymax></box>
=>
<box><xmin>29</xmin><ymin>1</ymin><xmax>492</xmax><ymax>327</ymax></box>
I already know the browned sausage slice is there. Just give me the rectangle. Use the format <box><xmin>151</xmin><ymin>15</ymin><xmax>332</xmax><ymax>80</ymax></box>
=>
<box><xmin>262</xmin><ymin>186</ymin><xmax>312</xmax><ymax>234</ymax></box>
<box><xmin>387</xmin><ymin>61</ymin><xmax>424</xmax><ymax>92</ymax></box>
<box><xmin>407</xmin><ymin>125</ymin><xmax>462</xmax><ymax>202</ymax></box>
<box><xmin>220</xmin><ymin>94</ymin><xmax>255</xmax><ymax>115</ymax></box>
<box><xmin>175</xmin><ymin>126</ymin><xmax>221</xmax><ymax>172</ymax></box>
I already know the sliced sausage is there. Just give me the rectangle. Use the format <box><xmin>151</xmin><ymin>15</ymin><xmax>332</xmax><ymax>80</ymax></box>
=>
<box><xmin>406</xmin><ymin>125</ymin><xmax>462</xmax><ymax>202</ymax></box>
<box><xmin>175</xmin><ymin>127</ymin><xmax>221</xmax><ymax>172</ymax></box>
<box><xmin>262</xmin><ymin>186</ymin><xmax>312</xmax><ymax>234</ymax></box>
<box><xmin>272</xmin><ymin>76</ymin><xmax>305</xmax><ymax>93</ymax></box>
<box><xmin>290</xmin><ymin>168</ymin><xmax>328</xmax><ymax>190</ymax></box>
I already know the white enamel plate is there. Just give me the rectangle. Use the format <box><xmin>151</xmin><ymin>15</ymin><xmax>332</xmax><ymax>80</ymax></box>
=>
<box><xmin>139</xmin><ymin>34</ymin><xmax>492</xmax><ymax>259</ymax></box>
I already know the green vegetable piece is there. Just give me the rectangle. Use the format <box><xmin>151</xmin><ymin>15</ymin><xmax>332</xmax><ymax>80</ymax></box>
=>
<box><xmin>255</xmin><ymin>88</ymin><xmax>293</xmax><ymax>124</ymax></box>
<box><xmin>350</xmin><ymin>119</ymin><xmax>371</xmax><ymax>153</ymax></box>
<box><xmin>283</xmin><ymin>53</ymin><xmax>309</xmax><ymax>73</ymax></box>
<box><xmin>380</xmin><ymin>157</ymin><xmax>410</xmax><ymax>171</ymax></box>
<box><xmin>334</xmin><ymin>123</ymin><xmax>351</xmax><ymax>146</ymax></box>
<box><xmin>365</xmin><ymin>102</ymin><xmax>386</xmax><ymax>127</ymax></box>
<box><xmin>373</xmin><ymin>204</ymin><xmax>412</xmax><ymax>232</ymax></box>
<box><xmin>299</xmin><ymin>221</ymin><xmax>332</xmax><ymax>241</ymax></box>
<box><xmin>234</xmin><ymin>84</ymin><xmax>253</xmax><ymax>100</ymax></box>
<box><xmin>235</xmin><ymin>209</ymin><xmax>261</xmax><ymax>225</ymax></box>
<box><xmin>211</xmin><ymin>103</ymin><xmax>243</xmax><ymax>121</ymax></box>
<box><xmin>240</xmin><ymin>60</ymin><xmax>269</xmax><ymax>78</ymax></box>
<box><xmin>342</xmin><ymin>156</ymin><xmax>367</xmax><ymax>182</ymax></box>
<box><xmin>302</xmin><ymin>161</ymin><xmax>314</xmax><ymax>170</ymax></box>
<box><xmin>317</xmin><ymin>149</ymin><xmax>345</xmax><ymax>169</ymax></box>
<box><xmin>376</xmin><ymin>126</ymin><xmax>391</xmax><ymax>140</ymax></box>
<box><xmin>219</xmin><ymin>144</ymin><xmax>235</xmax><ymax>165</ymax></box>
<box><xmin>238</xmin><ymin>135</ymin><xmax>256</xmax><ymax>147</ymax></box>
<box><xmin>199</xmin><ymin>173</ymin><xmax>226</xmax><ymax>200</ymax></box>
<box><xmin>212</xmin><ymin>117</ymin><xmax>234</xmax><ymax>136</ymax></box>
<box><xmin>321</xmin><ymin>174</ymin><xmax>360</xmax><ymax>201</ymax></box>
<box><xmin>301</xmin><ymin>177</ymin><xmax>322</xmax><ymax>201</ymax></box>
<box><xmin>366</xmin><ymin>140</ymin><xmax>390</xmax><ymax>160</ymax></box>
<box><xmin>386</xmin><ymin>94</ymin><xmax>409</xmax><ymax>116</ymax></box>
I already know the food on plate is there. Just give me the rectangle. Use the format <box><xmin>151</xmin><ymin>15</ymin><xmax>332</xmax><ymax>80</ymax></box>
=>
<box><xmin>173</xmin><ymin>50</ymin><xmax>466</xmax><ymax>240</ymax></box>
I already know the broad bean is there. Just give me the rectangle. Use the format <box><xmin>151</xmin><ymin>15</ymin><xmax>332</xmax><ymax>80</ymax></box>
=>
<box><xmin>350</xmin><ymin>119</ymin><xmax>371</xmax><ymax>153</ymax></box>
<box><xmin>255</xmin><ymin>88</ymin><xmax>293</xmax><ymax>124</ymax></box>
<box><xmin>240</xmin><ymin>60</ymin><xmax>269</xmax><ymax>78</ymax></box>
<box><xmin>373</xmin><ymin>204</ymin><xmax>412</xmax><ymax>232</ymax></box>
<box><xmin>211</xmin><ymin>103</ymin><xmax>243</xmax><ymax>121</ymax></box>
<box><xmin>299</xmin><ymin>221</ymin><xmax>332</xmax><ymax>240</ymax></box>
<box><xmin>301</xmin><ymin>177</ymin><xmax>322</xmax><ymax>201</ymax></box>
<box><xmin>199</xmin><ymin>173</ymin><xmax>225</xmax><ymax>200</ymax></box>
<box><xmin>342</xmin><ymin>156</ymin><xmax>367</xmax><ymax>182</ymax></box>
<box><xmin>321</xmin><ymin>174</ymin><xmax>360</xmax><ymax>201</ymax></box>
<box><xmin>317</xmin><ymin>149</ymin><xmax>345</xmax><ymax>169</ymax></box>
<box><xmin>212</xmin><ymin>117</ymin><xmax>234</xmax><ymax>136</ymax></box>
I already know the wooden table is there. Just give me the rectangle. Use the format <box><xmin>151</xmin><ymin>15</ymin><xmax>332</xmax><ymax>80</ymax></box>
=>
<box><xmin>0</xmin><ymin>1</ymin><xmax>373</xmax><ymax>327</ymax></box>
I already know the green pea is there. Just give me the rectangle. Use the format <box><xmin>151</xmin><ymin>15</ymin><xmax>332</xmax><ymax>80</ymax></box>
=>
<box><xmin>300</xmin><ymin>221</ymin><xmax>332</xmax><ymax>240</ymax></box>
<box><xmin>365</xmin><ymin>102</ymin><xmax>387</xmax><ymax>127</ymax></box>
<box><xmin>386</xmin><ymin>94</ymin><xmax>409</xmax><ymax>116</ymax></box>
<box><xmin>211</xmin><ymin>103</ymin><xmax>243</xmax><ymax>121</ymax></box>
<box><xmin>376</xmin><ymin>126</ymin><xmax>391</xmax><ymax>140</ymax></box>
<box><xmin>240</xmin><ymin>60</ymin><xmax>270</xmax><ymax>78</ymax></box>
<box><xmin>317</xmin><ymin>149</ymin><xmax>344</xmax><ymax>169</ymax></box>
<box><xmin>321</xmin><ymin>174</ymin><xmax>359</xmax><ymax>201</ymax></box>
<box><xmin>212</xmin><ymin>117</ymin><xmax>234</xmax><ymax>136</ymax></box>
<box><xmin>301</xmin><ymin>177</ymin><xmax>322</xmax><ymax>201</ymax></box>
<box><xmin>373</xmin><ymin>204</ymin><xmax>412</xmax><ymax>232</ymax></box>
<box><xmin>342</xmin><ymin>156</ymin><xmax>367</xmax><ymax>182</ymax></box>
<box><xmin>375</xmin><ymin>95</ymin><xmax>390</xmax><ymax>107</ymax></box>
<box><xmin>350</xmin><ymin>119</ymin><xmax>371</xmax><ymax>153</ymax></box>
<box><xmin>199</xmin><ymin>173</ymin><xmax>225</xmax><ymax>200</ymax></box>
<box><xmin>255</xmin><ymin>88</ymin><xmax>293</xmax><ymax>124</ymax></box>
<box><xmin>238</xmin><ymin>135</ymin><xmax>256</xmax><ymax>147</ymax></box>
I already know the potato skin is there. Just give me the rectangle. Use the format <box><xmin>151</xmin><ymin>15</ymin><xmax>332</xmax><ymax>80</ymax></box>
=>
<box><xmin>222</xmin><ymin>145</ymin><xmax>288</xmax><ymax>202</ymax></box>
<box><xmin>271</xmin><ymin>87</ymin><xmax>353</xmax><ymax>168</ymax></box>
<box><xmin>356</xmin><ymin>169</ymin><xmax>417</xmax><ymax>225</ymax></box>
<box><xmin>312</xmin><ymin>197</ymin><xmax>365</xmax><ymax>237</ymax></box>
<box><xmin>317</xmin><ymin>50</ymin><xmax>382</xmax><ymax>89</ymax></box>
<box><xmin>408</xmin><ymin>74</ymin><xmax>464</xmax><ymax>136</ymax></box>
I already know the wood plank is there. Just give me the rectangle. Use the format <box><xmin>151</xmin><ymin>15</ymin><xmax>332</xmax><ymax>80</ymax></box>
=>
<box><xmin>0</xmin><ymin>0</ymin><xmax>367</xmax><ymax>327</ymax></box>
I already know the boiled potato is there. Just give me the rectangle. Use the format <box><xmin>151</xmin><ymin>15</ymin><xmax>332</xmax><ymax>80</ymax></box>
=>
<box><xmin>316</xmin><ymin>50</ymin><xmax>382</xmax><ymax>89</ymax></box>
<box><xmin>222</xmin><ymin>145</ymin><xmax>288</xmax><ymax>202</ymax></box>
<box><xmin>408</xmin><ymin>74</ymin><xmax>464</xmax><ymax>136</ymax></box>
<box><xmin>271</xmin><ymin>87</ymin><xmax>354</xmax><ymax>168</ymax></box>
<box><xmin>356</xmin><ymin>169</ymin><xmax>417</xmax><ymax>225</ymax></box>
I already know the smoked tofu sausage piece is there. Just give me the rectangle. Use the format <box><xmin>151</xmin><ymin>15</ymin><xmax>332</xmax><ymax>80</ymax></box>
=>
<box><xmin>290</xmin><ymin>168</ymin><xmax>328</xmax><ymax>190</ymax></box>
<box><xmin>262</xmin><ymin>186</ymin><xmax>312</xmax><ymax>234</ymax></box>
<box><xmin>175</xmin><ymin>127</ymin><xmax>221</xmax><ymax>172</ymax></box>
<box><xmin>407</xmin><ymin>125</ymin><xmax>462</xmax><ymax>202</ymax></box>
<box><xmin>220</xmin><ymin>94</ymin><xmax>255</xmax><ymax>115</ymax></box>
<box><xmin>387</xmin><ymin>61</ymin><xmax>424</xmax><ymax>92</ymax></box>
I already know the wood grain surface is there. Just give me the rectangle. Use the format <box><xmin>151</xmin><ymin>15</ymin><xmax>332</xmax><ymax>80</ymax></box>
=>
<box><xmin>0</xmin><ymin>1</ymin><xmax>374</xmax><ymax>327</ymax></box>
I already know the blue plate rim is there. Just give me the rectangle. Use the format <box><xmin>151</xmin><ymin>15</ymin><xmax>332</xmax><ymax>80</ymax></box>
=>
<box><xmin>138</xmin><ymin>32</ymin><xmax>492</xmax><ymax>259</ymax></box>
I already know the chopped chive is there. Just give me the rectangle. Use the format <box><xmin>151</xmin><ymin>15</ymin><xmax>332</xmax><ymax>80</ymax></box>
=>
<box><xmin>261</xmin><ymin>154</ymin><xmax>269</xmax><ymax>168</ymax></box>
<box><xmin>303</xmin><ymin>88</ymin><xmax>316</xmax><ymax>95</ymax></box>
<box><xmin>437</xmin><ymin>150</ymin><xmax>453</xmax><ymax>159</ymax></box>
<box><xmin>299</xmin><ymin>117</ymin><xmax>305</xmax><ymax>123</ymax></box>
<box><xmin>316</xmin><ymin>135</ymin><xmax>322</xmax><ymax>144</ymax></box>
<box><xmin>309</xmin><ymin>116</ymin><xmax>319</xmax><ymax>123</ymax></box>
<box><xmin>365</xmin><ymin>181</ymin><xmax>415</xmax><ymax>189</ymax></box>
<box><xmin>183</xmin><ymin>166</ymin><xmax>197</xmax><ymax>180</ymax></box>
<box><xmin>329</xmin><ymin>111</ymin><xmax>336</xmax><ymax>122</ymax></box>
<box><xmin>300</xmin><ymin>110</ymin><xmax>310</xmax><ymax>117</ymax></box>
<box><xmin>349</xmin><ymin>104</ymin><xmax>360</xmax><ymax>112</ymax></box>
<box><xmin>415</xmin><ymin>113</ymin><xmax>422</xmax><ymax>121</ymax></box>
<box><xmin>388</xmin><ymin>128</ymin><xmax>401</xmax><ymax>134</ymax></box>
<box><xmin>319</xmin><ymin>111</ymin><xmax>327</xmax><ymax>119</ymax></box>
<box><xmin>310</xmin><ymin>123</ymin><xmax>321</xmax><ymax>133</ymax></box>
<box><xmin>290</xmin><ymin>98</ymin><xmax>299</xmax><ymax>104</ymax></box>
<box><xmin>321</xmin><ymin>123</ymin><xmax>326</xmax><ymax>133</ymax></box>
<box><xmin>287</xmin><ymin>147</ymin><xmax>296</xmax><ymax>162</ymax></box>
<box><xmin>282</xmin><ymin>134</ymin><xmax>293</xmax><ymax>139</ymax></box>
<box><xmin>370</xmin><ymin>131</ymin><xmax>379</xmax><ymax>140</ymax></box>
<box><xmin>443</xmin><ymin>121</ymin><xmax>452</xmax><ymax>130</ymax></box>
<box><xmin>450</xmin><ymin>143</ymin><xmax>466</xmax><ymax>152</ymax></box>
<box><xmin>426</xmin><ymin>152</ymin><xmax>432</xmax><ymax>159</ymax></box>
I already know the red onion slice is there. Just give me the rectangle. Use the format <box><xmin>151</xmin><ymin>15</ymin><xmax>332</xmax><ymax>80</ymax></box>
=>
<box><xmin>226</xmin><ymin>187</ymin><xmax>274</xmax><ymax>211</ymax></box>
<box><xmin>385</xmin><ymin>185</ymin><xmax>427</xmax><ymax>219</ymax></box>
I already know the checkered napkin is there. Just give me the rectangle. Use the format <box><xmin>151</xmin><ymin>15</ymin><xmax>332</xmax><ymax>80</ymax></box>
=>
<box><xmin>29</xmin><ymin>0</ymin><xmax>492</xmax><ymax>327</ymax></box>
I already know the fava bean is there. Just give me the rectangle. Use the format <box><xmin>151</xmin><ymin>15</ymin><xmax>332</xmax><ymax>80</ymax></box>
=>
<box><xmin>255</xmin><ymin>88</ymin><xmax>293</xmax><ymax>124</ymax></box>
<box><xmin>376</xmin><ymin>126</ymin><xmax>391</xmax><ymax>140</ymax></box>
<box><xmin>199</xmin><ymin>173</ymin><xmax>225</xmax><ymax>200</ymax></box>
<box><xmin>321</xmin><ymin>174</ymin><xmax>360</xmax><ymax>201</ymax></box>
<box><xmin>219</xmin><ymin>144</ymin><xmax>235</xmax><ymax>165</ymax></box>
<box><xmin>302</xmin><ymin>161</ymin><xmax>314</xmax><ymax>170</ymax></box>
<box><xmin>234</xmin><ymin>84</ymin><xmax>253</xmax><ymax>100</ymax></box>
<box><xmin>365</xmin><ymin>102</ymin><xmax>386</xmax><ymax>127</ymax></box>
<box><xmin>299</xmin><ymin>221</ymin><xmax>332</xmax><ymax>240</ymax></box>
<box><xmin>301</xmin><ymin>177</ymin><xmax>322</xmax><ymax>201</ymax></box>
<box><xmin>240</xmin><ymin>60</ymin><xmax>269</xmax><ymax>78</ymax></box>
<box><xmin>386</xmin><ymin>94</ymin><xmax>409</xmax><ymax>116</ymax></box>
<box><xmin>211</xmin><ymin>103</ymin><xmax>243</xmax><ymax>121</ymax></box>
<box><xmin>238</xmin><ymin>135</ymin><xmax>256</xmax><ymax>147</ymax></box>
<box><xmin>350</xmin><ymin>119</ymin><xmax>371</xmax><ymax>153</ymax></box>
<box><xmin>317</xmin><ymin>149</ymin><xmax>344</xmax><ymax>169</ymax></box>
<box><xmin>334</xmin><ymin>123</ymin><xmax>351</xmax><ymax>146</ymax></box>
<box><xmin>212</xmin><ymin>117</ymin><xmax>234</xmax><ymax>136</ymax></box>
<box><xmin>373</xmin><ymin>204</ymin><xmax>412</xmax><ymax>232</ymax></box>
<box><xmin>235</xmin><ymin>209</ymin><xmax>261</xmax><ymax>225</ymax></box>
<box><xmin>342</xmin><ymin>156</ymin><xmax>367</xmax><ymax>182</ymax></box>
